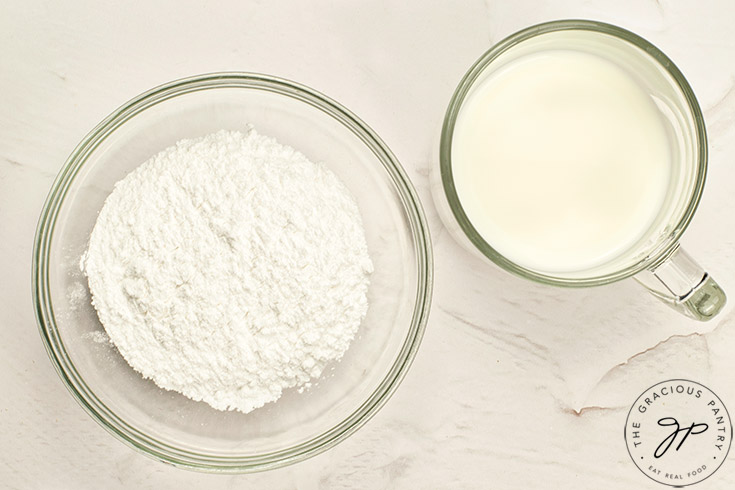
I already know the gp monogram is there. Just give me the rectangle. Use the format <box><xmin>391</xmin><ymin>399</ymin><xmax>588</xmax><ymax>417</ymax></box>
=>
<box><xmin>625</xmin><ymin>380</ymin><xmax>732</xmax><ymax>486</ymax></box>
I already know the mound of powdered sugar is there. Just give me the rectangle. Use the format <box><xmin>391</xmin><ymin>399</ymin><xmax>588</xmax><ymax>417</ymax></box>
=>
<box><xmin>82</xmin><ymin>128</ymin><xmax>373</xmax><ymax>413</ymax></box>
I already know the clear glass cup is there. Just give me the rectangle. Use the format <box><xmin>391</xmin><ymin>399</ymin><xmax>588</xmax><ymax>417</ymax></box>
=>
<box><xmin>434</xmin><ymin>20</ymin><xmax>726</xmax><ymax>321</ymax></box>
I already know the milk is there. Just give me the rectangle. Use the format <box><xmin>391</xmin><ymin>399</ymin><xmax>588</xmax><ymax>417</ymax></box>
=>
<box><xmin>451</xmin><ymin>49</ymin><xmax>672</xmax><ymax>274</ymax></box>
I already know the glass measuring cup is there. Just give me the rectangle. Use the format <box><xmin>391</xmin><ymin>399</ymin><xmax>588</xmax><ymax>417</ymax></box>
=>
<box><xmin>435</xmin><ymin>20</ymin><xmax>726</xmax><ymax>321</ymax></box>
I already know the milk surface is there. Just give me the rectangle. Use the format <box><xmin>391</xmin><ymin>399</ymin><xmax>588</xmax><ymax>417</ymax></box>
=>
<box><xmin>452</xmin><ymin>49</ymin><xmax>671</xmax><ymax>274</ymax></box>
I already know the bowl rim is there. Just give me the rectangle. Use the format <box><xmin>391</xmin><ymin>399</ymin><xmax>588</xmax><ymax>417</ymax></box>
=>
<box><xmin>32</xmin><ymin>72</ymin><xmax>433</xmax><ymax>472</ymax></box>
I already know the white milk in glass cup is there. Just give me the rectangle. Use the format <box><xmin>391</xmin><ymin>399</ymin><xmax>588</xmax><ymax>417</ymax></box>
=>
<box><xmin>435</xmin><ymin>20</ymin><xmax>726</xmax><ymax>321</ymax></box>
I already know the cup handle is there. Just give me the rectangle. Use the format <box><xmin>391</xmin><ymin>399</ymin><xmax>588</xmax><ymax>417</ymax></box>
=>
<box><xmin>634</xmin><ymin>244</ymin><xmax>726</xmax><ymax>321</ymax></box>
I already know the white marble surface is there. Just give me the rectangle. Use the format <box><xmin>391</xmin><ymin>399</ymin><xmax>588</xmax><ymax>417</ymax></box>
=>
<box><xmin>2</xmin><ymin>1</ymin><xmax>735</xmax><ymax>488</ymax></box>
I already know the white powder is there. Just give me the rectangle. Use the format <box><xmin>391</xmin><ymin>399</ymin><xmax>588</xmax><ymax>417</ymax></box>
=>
<box><xmin>83</xmin><ymin>129</ymin><xmax>373</xmax><ymax>413</ymax></box>
<box><xmin>83</xmin><ymin>330</ymin><xmax>110</xmax><ymax>344</ymax></box>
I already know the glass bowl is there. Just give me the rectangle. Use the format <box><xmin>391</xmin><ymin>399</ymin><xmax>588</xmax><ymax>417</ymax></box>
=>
<box><xmin>32</xmin><ymin>73</ymin><xmax>433</xmax><ymax>472</ymax></box>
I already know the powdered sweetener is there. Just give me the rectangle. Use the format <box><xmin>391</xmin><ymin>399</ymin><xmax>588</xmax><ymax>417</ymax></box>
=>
<box><xmin>82</xmin><ymin>128</ymin><xmax>373</xmax><ymax>413</ymax></box>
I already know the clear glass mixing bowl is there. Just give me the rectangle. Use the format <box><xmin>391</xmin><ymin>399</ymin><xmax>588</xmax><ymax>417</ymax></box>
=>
<box><xmin>32</xmin><ymin>73</ymin><xmax>433</xmax><ymax>472</ymax></box>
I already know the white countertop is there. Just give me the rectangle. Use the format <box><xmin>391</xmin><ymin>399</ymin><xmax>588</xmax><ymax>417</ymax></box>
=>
<box><xmin>2</xmin><ymin>1</ymin><xmax>735</xmax><ymax>488</ymax></box>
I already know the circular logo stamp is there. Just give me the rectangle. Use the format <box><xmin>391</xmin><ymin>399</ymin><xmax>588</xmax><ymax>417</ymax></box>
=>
<box><xmin>625</xmin><ymin>379</ymin><xmax>732</xmax><ymax>486</ymax></box>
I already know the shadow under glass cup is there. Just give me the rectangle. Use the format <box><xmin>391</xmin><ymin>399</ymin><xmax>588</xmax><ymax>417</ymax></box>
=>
<box><xmin>437</xmin><ymin>20</ymin><xmax>726</xmax><ymax>320</ymax></box>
